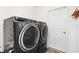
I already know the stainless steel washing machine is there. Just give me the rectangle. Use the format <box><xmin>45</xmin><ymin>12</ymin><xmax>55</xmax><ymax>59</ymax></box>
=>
<box><xmin>4</xmin><ymin>16</ymin><xmax>40</xmax><ymax>53</ymax></box>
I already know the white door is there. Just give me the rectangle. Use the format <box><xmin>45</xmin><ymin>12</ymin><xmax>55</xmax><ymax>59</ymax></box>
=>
<box><xmin>48</xmin><ymin>7</ymin><xmax>68</xmax><ymax>52</ymax></box>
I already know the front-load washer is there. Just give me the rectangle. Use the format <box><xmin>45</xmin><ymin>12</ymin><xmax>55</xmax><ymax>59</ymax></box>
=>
<box><xmin>4</xmin><ymin>16</ymin><xmax>40</xmax><ymax>53</ymax></box>
<box><xmin>38</xmin><ymin>21</ymin><xmax>48</xmax><ymax>53</ymax></box>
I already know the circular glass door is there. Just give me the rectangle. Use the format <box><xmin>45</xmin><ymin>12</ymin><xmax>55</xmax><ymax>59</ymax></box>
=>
<box><xmin>19</xmin><ymin>23</ymin><xmax>39</xmax><ymax>51</ymax></box>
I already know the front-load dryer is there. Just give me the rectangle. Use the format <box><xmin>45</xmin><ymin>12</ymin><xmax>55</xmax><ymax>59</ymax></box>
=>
<box><xmin>4</xmin><ymin>16</ymin><xmax>40</xmax><ymax>53</ymax></box>
<box><xmin>38</xmin><ymin>21</ymin><xmax>48</xmax><ymax>53</ymax></box>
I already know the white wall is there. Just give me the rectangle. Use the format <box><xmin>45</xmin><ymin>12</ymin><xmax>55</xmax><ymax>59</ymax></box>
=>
<box><xmin>35</xmin><ymin>6</ymin><xmax>60</xmax><ymax>22</ymax></box>
<box><xmin>67</xmin><ymin>7</ymin><xmax>79</xmax><ymax>52</ymax></box>
<box><xmin>35</xmin><ymin>6</ymin><xmax>79</xmax><ymax>53</ymax></box>
<box><xmin>0</xmin><ymin>6</ymin><xmax>36</xmax><ymax>52</ymax></box>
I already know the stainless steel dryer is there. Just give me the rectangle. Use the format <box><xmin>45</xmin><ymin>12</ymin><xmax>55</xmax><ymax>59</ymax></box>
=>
<box><xmin>4</xmin><ymin>16</ymin><xmax>40</xmax><ymax>53</ymax></box>
<box><xmin>38</xmin><ymin>21</ymin><xmax>48</xmax><ymax>53</ymax></box>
